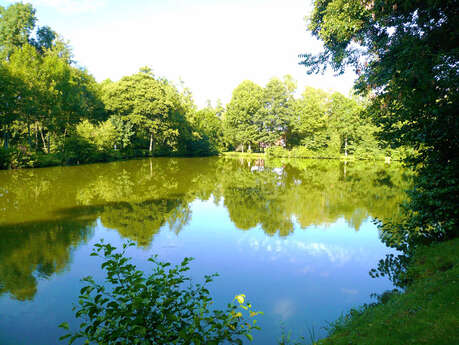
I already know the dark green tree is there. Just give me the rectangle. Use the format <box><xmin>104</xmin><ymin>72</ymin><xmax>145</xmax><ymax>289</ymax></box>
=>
<box><xmin>189</xmin><ymin>103</ymin><xmax>225</xmax><ymax>153</ymax></box>
<box><xmin>301</xmin><ymin>0</ymin><xmax>459</xmax><ymax>246</ymax></box>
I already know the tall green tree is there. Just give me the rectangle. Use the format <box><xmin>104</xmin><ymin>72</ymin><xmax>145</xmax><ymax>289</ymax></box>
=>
<box><xmin>258</xmin><ymin>77</ymin><xmax>295</xmax><ymax>146</ymax></box>
<box><xmin>223</xmin><ymin>80</ymin><xmax>263</xmax><ymax>152</ymax></box>
<box><xmin>0</xmin><ymin>3</ymin><xmax>57</xmax><ymax>59</ymax></box>
<box><xmin>301</xmin><ymin>0</ymin><xmax>459</xmax><ymax>245</ymax></box>
<box><xmin>0</xmin><ymin>2</ymin><xmax>36</xmax><ymax>60</ymax></box>
<box><xmin>0</xmin><ymin>62</ymin><xmax>19</xmax><ymax>149</ymax></box>
<box><xmin>290</xmin><ymin>87</ymin><xmax>330</xmax><ymax>149</ymax></box>
<box><xmin>6</xmin><ymin>43</ymin><xmax>103</xmax><ymax>153</ymax></box>
<box><xmin>102</xmin><ymin>68</ymin><xmax>181</xmax><ymax>154</ymax></box>
<box><xmin>5</xmin><ymin>43</ymin><xmax>41</xmax><ymax>149</ymax></box>
<box><xmin>189</xmin><ymin>103</ymin><xmax>225</xmax><ymax>152</ymax></box>
<box><xmin>328</xmin><ymin>92</ymin><xmax>362</xmax><ymax>156</ymax></box>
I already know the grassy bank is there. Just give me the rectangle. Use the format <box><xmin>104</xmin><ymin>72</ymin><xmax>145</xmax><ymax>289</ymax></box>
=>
<box><xmin>221</xmin><ymin>151</ymin><xmax>266</xmax><ymax>158</ymax></box>
<box><xmin>314</xmin><ymin>239</ymin><xmax>459</xmax><ymax>345</ymax></box>
<box><xmin>221</xmin><ymin>149</ymin><xmax>396</xmax><ymax>162</ymax></box>
<box><xmin>0</xmin><ymin>147</ymin><xmax>218</xmax><ymax>170</ymax></box>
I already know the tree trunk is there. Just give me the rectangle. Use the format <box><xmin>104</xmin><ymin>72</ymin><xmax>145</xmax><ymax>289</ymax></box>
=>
<box><xmin>27</xmin><ymin>117</ymin><xmax>32</xmax><ymax>149</ymax></box>
<box><xmin>39</xmin><ymin>127</ymin><xmax>47</xmax><ymax>152</ymax></box>
<box><xmin>3</xmin><ymin>128</ymin><xmax>8</xmax><ymax>149</ymax></box>
<box><xmin>248</xmin><ymin>143</ymin><xmax>251</xmax><ymax>152</ymax></box>
<box><xmin>344</xmin><ymin>136</ymin><xmax>348</xmax><ymax>157</ymax></box>
<box><xmin>149</xmin><ymin>133</ymin><xmax>153</xmax><ymax>153</ymax></box>
<box><xmin>62</xmin><ymin>128</ymin><xmax>67</xmax><ymax>152</ymax></box>
<box><xmin>35</xmin><ymin>123</ymin><xmax>38</xmax><ymax>152</ymax></box>
<box><xmin>241</xmin><ymin>144</ymin><xmax>244</xmax><ymax>153</ymax></box>
<box><xmin>47</xmin><ymin>132</ymin><xmax>51</xmax><ymax>154</ymax></box>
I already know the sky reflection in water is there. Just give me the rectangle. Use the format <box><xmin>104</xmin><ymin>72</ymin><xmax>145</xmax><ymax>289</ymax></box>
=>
<box><xmin>0</xmin><ymin>157</ymin><xmax>409</xmax><ymax>345</ymax></box>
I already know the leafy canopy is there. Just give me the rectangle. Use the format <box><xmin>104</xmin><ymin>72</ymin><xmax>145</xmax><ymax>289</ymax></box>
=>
<box><xmin>301</xmin><ymin>0</ymin><xmax>459</xmax><ymax>246</ymax></box>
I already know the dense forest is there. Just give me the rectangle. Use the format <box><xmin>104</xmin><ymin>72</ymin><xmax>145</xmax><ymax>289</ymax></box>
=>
<box><xmin>0</xmin><ymin>2</ymin><xmax>406</xmax><ymax>170</ymax></box>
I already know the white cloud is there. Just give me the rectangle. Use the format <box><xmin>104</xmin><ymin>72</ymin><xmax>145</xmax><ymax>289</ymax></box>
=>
<box><xmin>341</xmin><ymin>288</ymin><xmax>359</xmax><ymax>295</ymax></box>
<box><xmin>273</xmin><ymin>298</ymin><xmax>296</xmax><ymax>320</ymax></box>
<box><xmin>296</xmin><ymin>241</ymin><xmax>352</xmax><ymax>265</ymax></box>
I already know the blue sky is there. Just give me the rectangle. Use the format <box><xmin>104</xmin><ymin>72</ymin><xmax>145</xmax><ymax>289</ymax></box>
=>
<box><xmin>2</xmin><ymin>0</ymin><xmax>356</xmax><ymax>107</ymax></box>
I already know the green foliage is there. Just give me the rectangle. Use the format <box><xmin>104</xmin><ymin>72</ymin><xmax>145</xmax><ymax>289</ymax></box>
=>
<box><xmin>101</xmin><ymin>68</ymin><xmax>183</xmax><ymax>155</ymax></box>
<box><xmin>35</xmin><ymin>152</ymin><xmax>62</xmax><ymax>167</ymax></box>
<box><xmin>302</xmin><ymin>0</ymin><xmax>459</xmax><ymax>245</ymax></box>
<box><xmin>76</xmin><ymin>120</ymin><xmax>118</xmax><ymax>152</ymax></box>
<box><xmin>265</xmin><ymin>146</ymin><xmax>290</xmax><ymax>158</ymax></box>
<box><xmin>10</xmin><ymin>146</ymin><xmax>35</xmax><ymax>168</ymax></box>
<box><xmin>258</xmin><ymin>77</ymin><xmax>294</xmax><ymax>146</ymax></box>
<box><xmin>0</xmin><ymin>147</ymin><xmax>10</xmax><ymax>169</ymax></box>
<box><xmin>60</xmin><ymin>241</ymin><xmax>261</xmax><ymax>345</ymax></box>
<box><xmin>0</xmin><ymin>2</ymin><xmax>36</xmax><ymax>59</ymax></box>
<box><xmin>189</xmin><ymin>104</ymin><xmax>225</xmax><ymax>153</ymax></box>
<box><xmin>1</xmin><ymin>2</ymin><xmax>396</xmax><ymax>169</ymax></box>
<box><xmin>290</xmin><ymin>87</ymin><xmax>329</xmax><ymax>150</ymax></box>
<box><xmin>290</xmin><ymin>146</ymin><xmax>314</xmax><ymax>158</ymax></box>
<box><xmin>62</xmin><ymin>135</ymin><xmax>99</xmax><ymax>165</ymax></box>
<box><xmin>223</xmin><ymin>80</ymin><xmax>264</xmax><ymax>151</ymax></box>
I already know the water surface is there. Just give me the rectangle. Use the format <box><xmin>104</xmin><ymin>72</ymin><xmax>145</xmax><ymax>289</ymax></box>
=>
<box><xmin>0</xmin><ymin>157</ymin><xmax>409</xmax><ymax>344</ymax></box>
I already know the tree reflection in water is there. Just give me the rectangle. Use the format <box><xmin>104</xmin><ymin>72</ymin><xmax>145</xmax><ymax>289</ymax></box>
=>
<box><xmin>0</xmin><ymin>157</ymin><xmax>410</xmax><ymax>300</ymax></box>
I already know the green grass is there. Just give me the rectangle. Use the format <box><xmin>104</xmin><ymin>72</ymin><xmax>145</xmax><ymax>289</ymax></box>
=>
<box><xmin>221</xmin><ymin>150</ymin><xmax>391</xmax><ymax>161</ymax></box>
<box><xmin>316</xmin><ymin>238</ymin><xmax>459</xmax><ymax>345</ymax></box>
<box><xmin>221</xmin><ymin>151</ymin><xmax>265</xmax><ymax>158</ymax></box>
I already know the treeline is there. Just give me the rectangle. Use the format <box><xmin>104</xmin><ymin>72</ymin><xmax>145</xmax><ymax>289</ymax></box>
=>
<box><xmin>223</xmin><ymin>78</ymin><xmax>408</xmax><ymax>160</ymax></box>
<box><xmin>0</xmin><ymin>3</ymin><xmax>223</xmax><ymax>169</ymax></box>
<box><xmin>0</xmin><ymin>2</ymin><xmax>400</xmax><ymax>170</ymax></box>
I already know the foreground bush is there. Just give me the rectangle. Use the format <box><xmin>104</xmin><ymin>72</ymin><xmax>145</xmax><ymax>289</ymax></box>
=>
<box><xmin>0</xmin><ymin>147</ymin><xmax>11</xmax><ymax>169</ymax></box>
<box><xmin>59</xmin><ymin>241</ymin><xmax>261</xmax><ymax>345</ymax></box>
<box><xmin>290</xmin><ymin>146</ymin><xmax>314</xmax><ymax>158</ymax></box>
<box><xmin>2</xmin><ymin>146</ymin><xmax>37</xmax><ymax>168</ymax></box>
<box><xmin>265</xmin><ymin>146</ymin><xmax>290</xmax><ymax>158</ymax></box>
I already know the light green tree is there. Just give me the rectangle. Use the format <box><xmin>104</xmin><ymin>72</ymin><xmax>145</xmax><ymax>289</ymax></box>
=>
<box><xmin>0</xmin><ymin>2</ymin><xmax>36</xmax><ymax>60</ymax></box>
<box><xmin>223</xmin><ymin>80</ymin><xmax>263</xmax><ymax>152</ymax></box>
<box><xmin>328</xmin><ymin>92</ymin><xmax>362</xmax><ymax>157</ymax></box>
<box><xmin>290</xmin><ymin>87</ymin><xmax>330</xmax><ymax>150</ymax></box>
<box><xmin>258</xmin><ymin>77</ymin><xmax>295</xmax><ymax>147</ymax></box>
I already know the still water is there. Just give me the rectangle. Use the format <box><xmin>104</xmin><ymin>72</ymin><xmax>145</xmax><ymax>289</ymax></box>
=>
<box><xmin>0</xmin><ymin>157</ymin><xmax>409</xmax><ymax>344</ymax></box>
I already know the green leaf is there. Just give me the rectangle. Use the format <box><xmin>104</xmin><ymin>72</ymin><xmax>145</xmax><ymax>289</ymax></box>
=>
<box><xmin>58</xmin><ymin>322</ymin><xmax>70</xmax><ymax>330</ymax></box>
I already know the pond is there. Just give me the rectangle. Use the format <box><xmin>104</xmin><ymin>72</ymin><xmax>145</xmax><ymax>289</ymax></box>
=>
<box><xmin>0</xmin><ymin>157</ymin><xmax>410</xmax><ymax>344</ymax></box>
